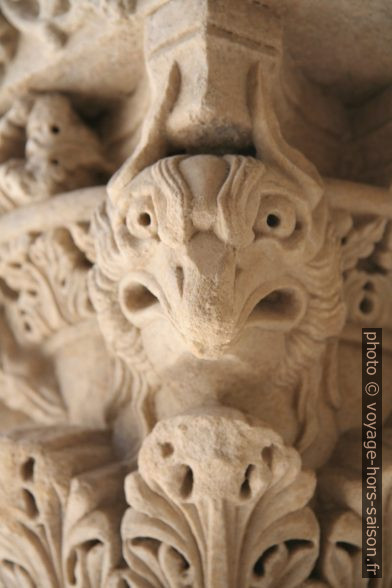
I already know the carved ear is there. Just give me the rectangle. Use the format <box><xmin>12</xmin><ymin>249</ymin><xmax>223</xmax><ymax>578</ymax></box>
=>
<box><xmin>108</xmin><ymin>62</ymin><xmax>181</xmax><ymax>202</ymax></box>
<box><xmin>248</xmin><ymin>62</ymin><xmax>323</xmax><ymax>207</ymax></box>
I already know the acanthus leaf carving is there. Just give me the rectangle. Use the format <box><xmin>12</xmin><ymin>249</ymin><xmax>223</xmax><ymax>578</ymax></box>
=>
<box><xmin>317</xmin><ymin>429</ymin><xmax>392</xmax><ymax>587</ymax></box>
<box><xmin>0</xmin><ymin>1</ymin><xmax>136</xmax><ymax>48</ymax></box>
<box><xmin>0</xmin><ymin>185</ymin><xmax>142</xmax><ymax>438</ymax></box>
<box><xmin>121</xmin><ymin>410</ymin><xmax>319</xmax><ymax>588</ymax></box>
<box><xmin>0</xmin><ymin>2</ymin><xmax>391</xmax><ymax>587</ymax></box>
<box><xmin>0</xmin><ymin>426</ymin><xmax>128</xmax><ymax>588</ymax></box>
<box><xmin>0</xmin><ymin>227</ymin><xmax>93</xmax><ymax>346</ymax></box>
<box><xmin>339</xmin><ymin>216</ymin><xmax>387</xmax><ymax>272</ymax></box>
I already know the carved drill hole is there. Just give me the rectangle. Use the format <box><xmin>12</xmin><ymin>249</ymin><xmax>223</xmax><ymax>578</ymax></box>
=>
<box><xmin>253</xmin><ymin>544</ymin><xmax>279</xmax><ymax>577</ymax></box>
<box><xmin>261</xmin><ymin>445</ymin><xmax>273</xmax><ymax>468</ymax></box>
<box><xmin>285</xmin><ymin>539</ymin><xmax>313</xmax><ymax>554</ymax></box>
<box><xmin>240</xmin><ymin>464</ymin><xmax>255</xmax><ymax>499</ymax></box>
<box><xmin>117</xmin><ymin>581</ymin><xmax>132</xmax><ymax>588</ymax></box>
<box><xmin>118</xmin><ymin>582</ymin><xmax>132</xmax><ymax>588</ymax></box>
<box><xmin>166</xmin><ymin>546</ymin><xmax>191</xmax><ymax>576</ymax></box>
<box><xmin>294</xmin><ymin>220</ymin><xmax>302</xmax><ymax>232</ymax></box>
<box><xmin>180</xmin><ymin>466</ymin><xmax>194</xmax><ymax>498</ymax></box>
<box><xmin>67</xmin><ymin>540</ymin><xmax>102</xmax><ymax>585</ymax></box>
<box><xmin>123</xmin><ymin>283</ymin><xmax>159</xmax><ymax>312</ymax></box>
<box><xmin>266</xmin><ymin>213</ymin><xmax>280</xmax><ymax>228</ymax></box>
<box><xmin>50</xmin><ymin>125</ymin><xmax>60</xmax><ymax>134</ymax></box>
<box><xmin>22</xmin><ymin>489</ymin><xmax>39</xmax><ymax>518</ymax></box>
<box><xmin>21</xmin><ymin>457</ymin><xmax>35</xmax><ymax>481</ymax></box>
<box><xmin>131</xmin><ymin>537</ymin><xmax>158</xmax><ymax>546</ymax></box>
<box><xmin>138</xmin><ymin>212</ymin><xmax>151</xmax><ymax>227</ymax></box>
<box><xmin>364</xmin><ymin>281</ymin><xmax>375</xmax><ymax>292</ymax></box>
<box><xmin>51</xmin><ymin>158</ymin><xmax>59</xmax><ymax>166</ymax></box>
<box><xmin>85</xmin><ymin>539</ymin><xmax>101</xmax><ymax>551</ymax></box>
<box><xmin>336</xmin><ymin>541</ymin><xmax>360</xmax><ymax>555</ymax></box>
<box><xmin>359</xmin><ymin>297</ymin><xmax>373</xmax><ymax>315</ymax></box>
<box><xmin>308</xmin><ymin>565</ymin><xmax>323</xmax><ymax>581</ymax></box>
<box><xmin>175</xmin><ymin>266</ymin><xmax>184</xmax><ymax>296</ymax></box>
<box><xmin>0</xmin><ymin>278</ymin><xmax>18</xmax><ymax>301</ymax></box>
<box><xmin>67</xmin><ymin>550</ymin><xmax>77</xmax><ymax>585</ymax></box>
<box><xmin>160</xmin><ymin>442</ymin><xmax>174</xmax><ymax>458</ymax></box>
<box><xmin>130</xmin><ymin>537</ymin><xmax>160</xmax><ymax>557</ymax></box>
<box><xmin>1</xmin><ymin>560</ymin><xmax>31</xmax><ymax>580</ymax></box>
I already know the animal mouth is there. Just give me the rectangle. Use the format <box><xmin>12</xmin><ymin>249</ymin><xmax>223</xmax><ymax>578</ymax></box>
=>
<box><xmin>119</xmin><ymin>276</ymin><xmax>163</xmax><ymax>326</ymax></box>
<box><xmin>119</xmin><ymin>273</ymin><xmax>306</xmax><ymax>353</ymax></box>
<box><xmin>122</xmin><ymin>282</ymin><xmax>159</xmax><ymax>313</ymax></box>
<box><xmin>245</xmin><ymin>286</ymin><xmax>306</xmax><ymax>330</ymax></box>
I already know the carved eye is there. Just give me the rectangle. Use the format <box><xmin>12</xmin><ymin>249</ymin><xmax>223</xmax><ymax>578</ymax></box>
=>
<box><xmin>126</xmin><ymin>200</ymin><xmax>157</xmax><ymax>239</ymax></box>
<box><xmin>254</xmin><ymin>195</ymin><xmax>298</xmax><ymax>239</ymax></box>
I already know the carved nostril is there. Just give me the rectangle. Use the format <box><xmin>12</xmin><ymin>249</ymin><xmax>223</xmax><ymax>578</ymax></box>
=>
<box><xmin>175</xmin><ymin>266</ymin><xmax>184</xmax><ymax>296</ymax></box>
<box><xmin>122</xmin><ymin>282</ymin><xmax>159</xmax><ymax>313</ymax></box>
<box><xmin>240</xmin><ymin>464</ymin><xmax>255</xmax><ymax>499</ymax></box>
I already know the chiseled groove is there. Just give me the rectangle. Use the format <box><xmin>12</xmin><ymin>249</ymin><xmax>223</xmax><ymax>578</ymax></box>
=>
<box><xmin>148</xmin><ymin>22</ymin><xmax>278</xmax><ymax>59</ymax></box>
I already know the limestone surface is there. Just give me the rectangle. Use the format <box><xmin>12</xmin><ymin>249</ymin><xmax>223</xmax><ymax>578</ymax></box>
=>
<box><xmin>0</xmin><ymin>1</ymin><xmax>390</xmax><ymax>587</ymax></box>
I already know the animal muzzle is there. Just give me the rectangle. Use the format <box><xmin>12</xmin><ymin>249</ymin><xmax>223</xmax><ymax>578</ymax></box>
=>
<box><xmin>176</xmin><ymin>286</ymin><xmax>240</xmax><ymax>359</ymax></box>
<box><xmin>170</xmin><ymin>233</ymin><xmax>240</xmax><ymax>357</ymax></box>
<box><xmin>119</xmin><ymin>235</ymin><xmax>240</xmax><ymax>357</ymax></box>
<box><xmin>119</xmin><ymin>231</ymin><xmax>307</xmax><ymax>358</ymax></box>
<box><xmin>174</xmin><ymin>281</ymin><xmax>307</xmax><ymax>359</ymax></box>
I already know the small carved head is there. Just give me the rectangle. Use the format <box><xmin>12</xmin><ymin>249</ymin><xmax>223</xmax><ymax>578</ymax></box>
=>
<box><xmin>25</xmin><ymin>94</ymin><xmax>109</xmax><ymax>190</ymax></box>
<box><xmin>91</xmin><ymin>65</ymin><xmax>345</xmax><ymax>373</ymax></box>
<box><xmin>91</xmin><ymin>153</ymin><xmax>345</xmax><ymax>367</ymax></box>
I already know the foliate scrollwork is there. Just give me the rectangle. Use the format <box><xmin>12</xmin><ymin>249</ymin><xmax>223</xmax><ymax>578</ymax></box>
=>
<box><xmin>0</xmin><ymin>228</ymin><xmax>93</xmax><ymax>346</ymax></box>
<box><xmin>0</xmin><ymin>0</ymin><xmax>136</xmax><ymax>48</ymax></box>
<box><xmin>344</xmin><ymin>269</ymin><xmax>392</xmax><ymax>327</ymax></box>
<box><xmin>121</xmin><ymin>410</ymin><xmax>319</xmax><ymax>588</ymax></box>
<box><xmin>0</xmin><ymin>221</ymin><xmax>141</xmax><ymax>437</ymax></box>
<box><xmin>0</xmin><ymin>312</ymin><xmax>66</xmax><ymax>424</ymax></box>
<box><xmin>0</xmin><ymin>92</ymin><xmax>112</xmax><ymax>427</ymax></box>
<box><xmin>324</xmin><ymin>180</ymin><xmax>392</xmax><ymax>433</ymax></box>
<box><xmin>317</xmin><ymin>429</ymin><xmax>392</xmax><ymax>587</ymax></box>
<box><xmin>339</xmin><ymin>211</ymin><xmax>392</xmax><ymax>326</ymax></box>
<box><xmin>330</xmin><ymin>184</ymin><xmax>392</xmax><ymax>329</ymax></box>
<box><xmin>0</xmin><ymin>426</ymin><xmax>127</xmax><ymax>588</ymax></box>
<box><xmin>0</xmin><ymin>211</ymin><xmax>96</xmax><ymax>427</ymax></box>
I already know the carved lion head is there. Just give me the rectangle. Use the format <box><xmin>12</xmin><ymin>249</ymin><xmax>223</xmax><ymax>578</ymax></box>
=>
<box><xmin>90</xmin><ymin>152</ymin><xmax>345</xmax><ymax>388</ymax></box>
<box><xmin>89</xmin><ymin>65</ymin><xmax>346</xmax><ymax>392</ymax></box>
